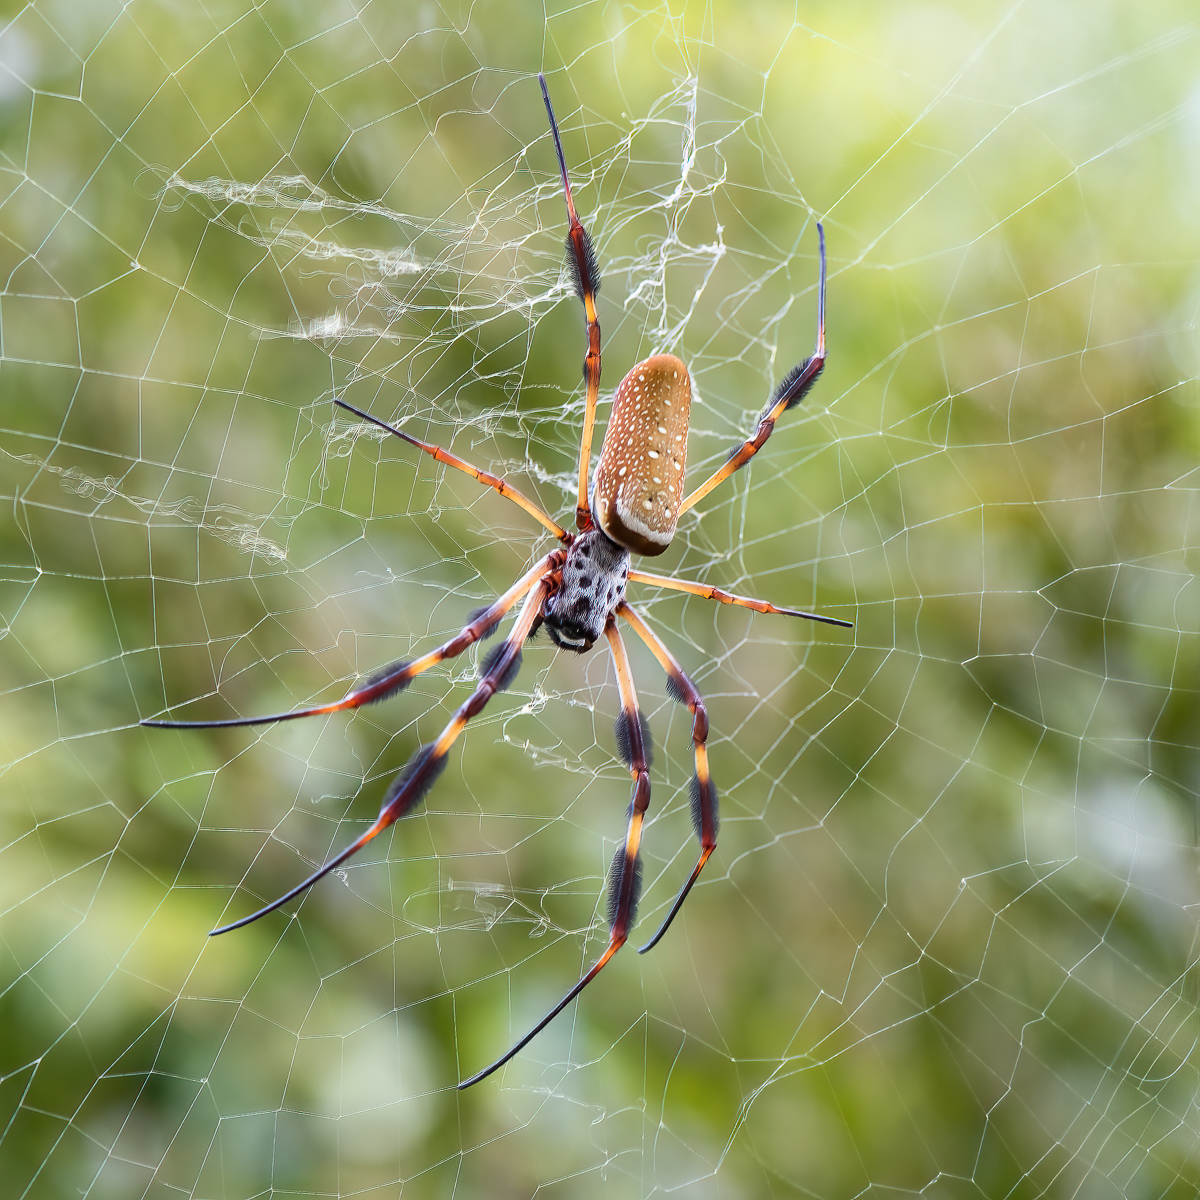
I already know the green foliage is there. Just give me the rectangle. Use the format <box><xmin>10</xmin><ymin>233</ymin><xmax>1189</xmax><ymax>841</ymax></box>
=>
<box><xmin>1</xmin><ymin>0</ymin><xmax>1197</xmax><ymax>1197</ymax></box>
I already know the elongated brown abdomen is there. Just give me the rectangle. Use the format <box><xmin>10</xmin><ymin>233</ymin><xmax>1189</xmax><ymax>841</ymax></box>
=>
<box><xmin>592</xmin><ymin>354</ymin><xmax>692</xmax><ymax>556</ymax></box>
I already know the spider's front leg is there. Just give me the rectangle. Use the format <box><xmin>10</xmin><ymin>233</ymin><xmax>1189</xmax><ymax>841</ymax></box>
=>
<box><xmin>617</xmin><ymin>603</ymin><xmax>718</xmax><ymax>952</ymax></box>
<box><xmin>604</xmin><ymin>616</ymin><xmax>652</xmax><ymax>951</ymax></box>
<box><xmin>458</xmin><ymin>615</ymin><xmax>651</xmax><ymax>1088</ymax></box>
<box><xmin>208</xmin><ymin>577</ymin><xmax>551</xmax><ymax>935</ymax></box>
<box><xmin>143</xmin><ymin>555</ymin><xmax>559</xmax><ymax>731</ymax></box>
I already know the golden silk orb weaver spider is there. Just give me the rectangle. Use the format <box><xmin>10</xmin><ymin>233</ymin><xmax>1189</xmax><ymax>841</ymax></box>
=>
<box><xmin>143</xmin><ymin>74</ymin><xmax>850</xmax><ymax>1088</ymax></box>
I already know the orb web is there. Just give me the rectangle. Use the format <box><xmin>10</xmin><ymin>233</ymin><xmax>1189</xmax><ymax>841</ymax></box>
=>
<box><xmin>1</xmin><ymin>2</ymin><xmax>1197</xmax><ymax>1197</ymax></box>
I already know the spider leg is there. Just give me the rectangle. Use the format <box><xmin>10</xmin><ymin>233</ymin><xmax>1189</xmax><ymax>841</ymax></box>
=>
<box><xmin>142</xmin><ymin>553</ymin><xmax>561</xmax><ymax>729</ymax></box>
<box><xmin>334</xmin><ymin>398</ymin><xmax>568</xmax><ymax>541</ymax></box>
<box><xmin>628</xmin><ymin>568</ymin><xmax>852</xmax><ymax>629</ymax></box>
<box><xmin>678</xmin><ymin>222</ymin><xmax>826</xmax><ymax>517</ymax></box>
<box><xmin>210</xmin><ymin>577</ymin><xmax>550</xmax><ymax>936</ymax></box>
<box><xmin>540</xmin><ymin>73</ymin><xmax>602</xmax><ymax>533</ymax></box>
<box><xmin>458</xmin><ymin>615</ymin><xmax>650</xmax><ymax>1089</ymax></box>
<box><xmin>616</xmin><ymin>603</ymin><xmax>717</xmax><ymax>953</ymax></box>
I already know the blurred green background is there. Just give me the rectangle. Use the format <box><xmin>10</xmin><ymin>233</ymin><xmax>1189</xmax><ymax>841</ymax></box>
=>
<box><xmin>1</xmin><ymin>0</ymin><xmax>1198</xmax><ymax>1196</ymax></box>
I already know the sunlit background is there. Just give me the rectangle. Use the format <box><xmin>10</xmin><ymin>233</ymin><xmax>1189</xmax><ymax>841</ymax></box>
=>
<box><xmin>1</xmin><ymin>1</ymin><xmax>1198</xmax><ymax>1196</ymax></box>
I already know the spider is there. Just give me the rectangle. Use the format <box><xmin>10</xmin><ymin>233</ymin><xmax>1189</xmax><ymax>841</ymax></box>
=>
<box><xmin>143</xmin><ymin>74</ymin><xmax>849</xmax><ymax>1088</ymax></box>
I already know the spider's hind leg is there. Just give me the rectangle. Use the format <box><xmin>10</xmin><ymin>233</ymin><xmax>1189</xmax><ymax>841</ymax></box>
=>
<box><xmin>677</xmin><ymin>221</ymin><xmax>827</xmax><ymax>517</ymax></box>
<box><xmin>539</xmin><ymin>72</ymin><xmax>602</xmax><ymax>533</ymax></box>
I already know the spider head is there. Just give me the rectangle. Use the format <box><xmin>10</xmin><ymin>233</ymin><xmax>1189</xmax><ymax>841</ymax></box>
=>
<box><xmin>544</xmin><ymin>621</ymin><xmax>594</xmax><ymax>653</ymax></box>
<box><xmin>543</xmin><ymin>529</ymin><xmax>630</xmax><ymax>654</ymax></box>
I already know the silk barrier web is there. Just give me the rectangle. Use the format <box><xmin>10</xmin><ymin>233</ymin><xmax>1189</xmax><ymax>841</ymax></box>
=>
<box><xmin>1</xmin><ymin>2</ymin><xmax>1198</xmax><ymax>1197</ymax></box>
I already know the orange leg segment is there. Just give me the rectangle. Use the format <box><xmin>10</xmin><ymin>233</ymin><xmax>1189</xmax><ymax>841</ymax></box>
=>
<box><xmin>629</xmin><ymin>567</ymin><xmax>852</xmax><ymax>629</ymax></box>
<box><xmin>335</xmin><ymin>398</ymin><xmax>567</xmax><ymax>541</ymax></box>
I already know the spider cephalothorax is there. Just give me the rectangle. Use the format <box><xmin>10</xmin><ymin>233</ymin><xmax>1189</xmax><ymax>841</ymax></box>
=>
<box><xmin>143</xmin><ymin>72</ymin><xmax>849</xmax><ymax>1088</ymax></box>
<box><xmin>544</xmin><ymin>529</ymin><xmax>630</xmax><ymax>652</ymax></box>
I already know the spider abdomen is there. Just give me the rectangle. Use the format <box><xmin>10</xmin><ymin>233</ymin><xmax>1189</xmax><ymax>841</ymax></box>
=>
<box><xmin>593</xmin><ymin>354</ymin><xmax>692</xmax><ymax>556</ymax></box>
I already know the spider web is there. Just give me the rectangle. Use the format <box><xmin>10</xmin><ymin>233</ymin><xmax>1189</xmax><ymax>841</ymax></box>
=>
<box><xmin>2</xmin><ymin>1</ymin><xmax>1198</xmax><ymax>1196</ymax></box>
